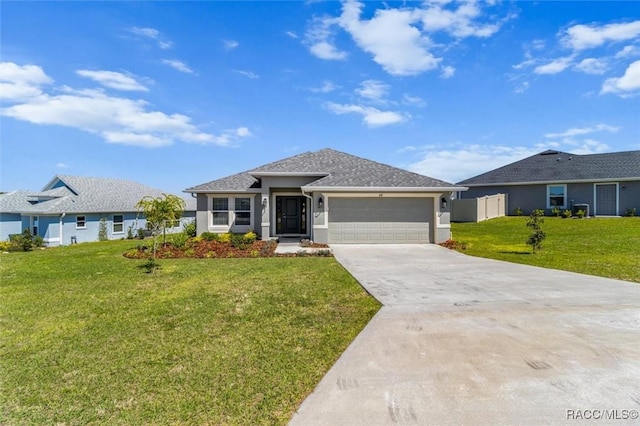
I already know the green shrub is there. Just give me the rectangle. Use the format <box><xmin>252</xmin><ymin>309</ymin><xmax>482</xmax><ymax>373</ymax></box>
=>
<box><xmin>513</xmin><ymin>207</ymin><xmax>523</xmax><ymax>216</ymax></box>
<box><xmin>576</xmin><ymin>209</ymin><xmax>586</xmax><ymax>218</ymax></box>
<box><xmin>98</xmin><ymin>218</ymin><xmax>108</xmax><ymax>241</ymax></box>
<box><xmin>183</xmin><ymin>221</ymin><xmax>197</xmax><ymax>237</ymax></box>
<box><xmin>625</xmin><ymin>208</ymin><xmax>637</xmax><ymax>217</ymax></box>
<box><xmin>136</xmin><ymin>228</ymin><xmax>145</xmax><ymax>239</ymax></box>
<box><xmin>551</xmin><ymin>207</ymin><xmax>561</xmax><ymax>217</ymax></box>
<box><xmin>170</xmin><ymin>232</ymin><xmax>189</xmax><ymax>249</ymax></box>
<box><xmin>33</xmin><ymin>235</ymin><xmax>44</xmax><ymax>248</ymax></box>
<box><xmin>0</xmin><ymin>241</ymin><xmax>11</xmax><ymax>251</ymax></box>
<box><xmin>218</xmin><ymin>233</ymin><xmax>232</xmax><ymax>244</ymax></box>
<box><xmin>562</xmin><ymin>209</ymin><xmax>572</xmax><ymax>218</ymax></box>
<box><xmin>127</xmin><ymin>225</ymin><xmax>135</xmax><ymax>240</ymax></box>
<box><xmin>525</xmin><ymin>210</ymin><xmax>546</xmax><ymax>253</ymax></box>
<box><xmin>201</xmin><ymin>232</ymin><xmax>219</xmax><ymax>242</ymax></box>
<box><xmin>10</xmin><ymin>229</ymin><xmax>34</xmax><ymax>252</ymax></box>
<box><xmin>243</xmin><ymin>231</ymin><xmax>257</xmax><ymax>243</ymax></box>
<box><xmin>230</xmin><ymin>233</ymin><xmax>253</xmax><ymax>250</ymax></box>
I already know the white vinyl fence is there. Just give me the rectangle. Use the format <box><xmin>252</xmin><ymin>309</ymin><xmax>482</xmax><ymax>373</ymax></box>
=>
<box><xmin>451</xmin><ymin>194</ymin><xmax>506</xmax><ymax>223</ymax></box>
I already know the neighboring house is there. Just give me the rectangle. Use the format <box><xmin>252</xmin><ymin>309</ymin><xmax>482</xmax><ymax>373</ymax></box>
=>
<box><xmin>185</xmin><ymin>148</ymin><xmax>466</xmax><ymax>244</ymax></box>
<box><xmin>0</xmin><ymin>175</ymin><xmax>196</xmax><ymax>245</ymax></box>
<box><xmin>457</xmin><ymin>150</ymin><xmax>640</xmax><ymax>216</ymax></box>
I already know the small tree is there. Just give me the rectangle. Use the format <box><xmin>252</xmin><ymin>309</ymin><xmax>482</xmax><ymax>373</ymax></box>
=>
<box><xmin>526</xmin><ymin>209</ymin><xmax>546</xmax><ymax>253</ymax></box>
<box><xmin>136</xmin><ymin>194</ymin><xmax>186</xmax><ymax>271</ymax></box>
<box><xmin>98</xmin><ymin>217</ymin><xmax>108</xmax><ymax>241</ymax></box>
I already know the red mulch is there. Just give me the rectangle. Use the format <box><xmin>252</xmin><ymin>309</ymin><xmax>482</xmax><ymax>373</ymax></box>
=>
<box><xmin>123</xmin><ymin>240</ymin><xmax>277</xmax><ymax>259</ymax></box>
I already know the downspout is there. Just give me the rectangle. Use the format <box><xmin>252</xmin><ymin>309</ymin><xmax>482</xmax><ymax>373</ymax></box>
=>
<box><xmin>301</xmin><ymin>190</ymin><xmax>314</xmax><ymax>242</ymax></box>
<box><xmin>60</xmin><ymin>213</ymin><xmax>66</xmax><ymax>246</ymax></box>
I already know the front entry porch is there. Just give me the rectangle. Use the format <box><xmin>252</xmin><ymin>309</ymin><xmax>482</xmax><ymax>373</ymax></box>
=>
<box><xmin>275</xmin><ymin>195</ymin><xmax>308</xmax><ymax>236</ymax></box>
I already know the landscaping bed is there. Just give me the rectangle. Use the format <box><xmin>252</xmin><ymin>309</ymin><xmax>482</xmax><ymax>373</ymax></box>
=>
<box><xmin>124</xmin><ymin>239</ymin><xmax>277</xmax><ymax>259</ymax></box>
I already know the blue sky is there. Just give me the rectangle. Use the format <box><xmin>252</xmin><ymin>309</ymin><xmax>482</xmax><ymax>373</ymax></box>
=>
<box><xmin>1</xmin><ymin>1</ymin><xmax>639</xmax><ymax>194</ymax></box>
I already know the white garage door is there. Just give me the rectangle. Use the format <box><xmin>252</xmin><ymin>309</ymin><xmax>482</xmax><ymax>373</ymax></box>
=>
<box><xmin>328</xmin><ymin>197</ymin><xmax>433</xmax><ymax>243</ymax></box>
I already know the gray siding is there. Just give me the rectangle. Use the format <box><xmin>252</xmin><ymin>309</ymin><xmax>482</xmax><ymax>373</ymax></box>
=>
<box><xmin>463</xmin><ymin>180</ymin><xmax>640</xmax><ymax>216</ymax></box>
<box><xmin>328</xmin><ymin>197</ymin><xmax>433</xmax><ymax>243</ymax></box>
<box><xmin>620</xmin><ymin>181</ymin><xmax>640</xmax><ymax>215</ymax></box>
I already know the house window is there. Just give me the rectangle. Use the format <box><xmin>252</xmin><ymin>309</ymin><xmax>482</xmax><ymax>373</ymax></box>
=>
<box><xmin>212</xmin><ymin>197</ymin><xmax>229</xmax><ymax>226</ymax></box>
<box><xmin>76</xmin><ymin>215</ymin><xmax>86</xmax><ymax>229</ymax></box>
<box><xmin>235</xmin><ymin>197</ymin><xmax>251</xmax><ymax>226</ymax></box>
<box><xmin>113</xmin><ymin>215</ymin><xmax>124</xmax><ymax>233</ymax></box>
<box><xmin>547</xmin><ymin>184</ymin><xmax>567</xmax><ymax>208</ymax></box>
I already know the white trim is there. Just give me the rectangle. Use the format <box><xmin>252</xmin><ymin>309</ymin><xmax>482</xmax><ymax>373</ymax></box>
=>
<box><xmin>112</xmin><ymin>214</ymin><xmax>125</xmax><ymax>234</ymax></box>
<box><xmin>546</xmin><ymin>184</ymin><xmax>567</xmax><ymax>209</ymax></box>
<box><xmin>464</xmin><ymin>177</ymin><xmax>640</xmax><ymax>187</ymax></box>
<box><xmin>593</xmin><ymin>182</ymin><xmax>619</xmax><ymax>216</ymax></box>
<box><xmin>302</xmin><ymin>185</ymin><xmax>466</xmax><ymax>192</ymax></box>
<box><xmin>208</xmin><ymin>195</ymin><xmax>255</xmax><ymax>232</ymax></box>
<box><xmin>249</xmin><ymin>172</ymin><xmax>329</xmax><ymax>177</ymax></box>
<box><xmin>325</xmin><ymin>192</ymin><xmax>441</xmax><ymax>198</ymax></box>
<box><xmin>44</xmin><ymin>237</ymin><xmax>60</xmax><ymax>243</ymax></box>
<box><xmin>76</xmin><ymin>215</ymin><xmax>87</xmax><ymax>229</ymax></box>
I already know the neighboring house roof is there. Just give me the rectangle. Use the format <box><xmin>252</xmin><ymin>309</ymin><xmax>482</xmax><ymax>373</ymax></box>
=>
<box><xmin>458</xmin><ymin>150</ymin><xmax>640</xmax><ymax>186</ymax></box>
<box><xmin>186</xmin><ymin>148</ymin><xmax>464</xmax><ymax>193</ymax></box>
<box><xmin>0</xmin><ymin>175</ymin><xmax>196</xmax><ymax>215</ymax></box>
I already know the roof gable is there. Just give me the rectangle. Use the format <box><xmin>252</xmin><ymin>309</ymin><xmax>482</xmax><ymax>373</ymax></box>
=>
<box><xmin>458</xmin><ymin>150</ymin><xmax>640</xmax><ymax>186</ymax></box>
<box><xmin>186</xmin><ymin>148</ymin><xmax>460</xmax><ymax>192</ymax></box>
<box><xmin>2</xmin><ymin>175</ymin><xmax>195</xmax><ymax>214</ymax></box>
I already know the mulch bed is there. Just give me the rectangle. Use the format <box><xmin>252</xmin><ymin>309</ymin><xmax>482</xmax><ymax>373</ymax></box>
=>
<box><xmin>124</xmin><ymin>240</ymin><xmax>278</xmax><ymax>259</ymax></box>
<box><xmin>123</xmin><ymin>239</ymin><xmax>332</xmax><ymax>259</ymax></box>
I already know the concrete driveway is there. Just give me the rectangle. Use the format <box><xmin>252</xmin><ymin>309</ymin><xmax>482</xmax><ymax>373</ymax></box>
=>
<box><xmin>290</xmin><ymin>245</ymin><xmax>640</xmax><ymax>425</ymax></box>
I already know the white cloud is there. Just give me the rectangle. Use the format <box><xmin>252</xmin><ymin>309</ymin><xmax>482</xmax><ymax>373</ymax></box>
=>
<box><xmin>615</xmin><ymin>45</ymin><xmax>640</xmax><ymax>59</ymax></box>
<box><xmin>355</xmin><ymin>79</ymin><xmax>389</xmax><ymax>101</ymax></box>
<box><xmin>285</xmin><ymin>31</ymin><xmax>299</xmax><ymax>39</ymax></box>
<box><xmin>223</xmin><ymin>39</ymin><xmax>239</xmax><ymax>50</ymax></box>
<box><xmin>402</xmin><ymin>94</ymin><xmax>426</xmax><ymax>107</ymax></box>
<box><xmin>128</xmin><ymin>26</ymin><xmax>173</xmax><ymax>49</ymax></box>
<box><xmin>0</xmin><ymin>63</ymin><xmax>250</xmax><ymax>148</ymax></box>
<box><xmin>305</xmin><ymin>16</ymin><xmax>348</xmax><ymax>60</ymax></box>
<box><xmin>310</xmin><ymin>80</ymin><xmax>338</xmax><ymax>93</ymax></box>
<box><xmin>162</xmin><ymin>59</ymin><xmax>194</xmax><ymax>74</ymax></box>
<box><xmin>56</xmin><ymin>162</ymin><xmax>69</xmax><ymax>169</ymax></box>
<box><xmin>233</xmin><ymin>70</ymin><xmax>259</xmax><ymax>79</ymax></box>
<box><xmin>544</xmin><ymin>123</ymin><xmax>619</xmax><ymax>139</ymax></box>
<box><xmin>407</xmin><ymin>144</ymin><xmax>537</xmax><ymax>183</ymax></box>
<box><xmin>338</xmin><ymin>1</ymin><xmax>440</xmax><ymax>76</ymax></box>
<box><xmin>601</xmin><ymin>60</ymin><xmax>640</xmax><ymax>96</ymax></box>
<box><xmin>304</xmin><ymin>0</ymin><xmax>509</xmax><ymax>76</ymax></box>
<box><xmin>562</xmin><ymin>20</ymin><xmax>640</xmax><ymax>51</ymax></box>
<box><xmin>573</xmin><ymin>58</ymin><xmax>609</xmax><ymax>75</ymax></box>
<box><xmin>534</xmin><ymin>55</ymin><xmax>575</xmax><ymax>75</ymax></box>
<box><xmin>76</xmin><ymin>70</ymin><xmax>148</xmax><ymax>91</ymax></box>
<box><xmin>440</xmin><ymin>65</ymin><xmax>455</xmax><ymax>78</ymax></box>
<box><xmin>325</xmin><ymin>102</ymin><xmax>406</xmax><ymax>127</ymax></box>
<box><xmin>420</xmin><ymin>1</ymin><xmax>501</xmax><ymax>38</ymax></box>
<box><xmin>0</xmin><ymin>62</ymin><xmax>53</xmax><ymax>100</ymax></box>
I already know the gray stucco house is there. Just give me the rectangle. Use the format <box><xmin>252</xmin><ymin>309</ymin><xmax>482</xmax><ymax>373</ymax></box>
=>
<box><xmin>457</xmin><ymin>150</ymin><xmax>640</xmax><ymax>216</ymax></box>
<box><xmin>185</xmin><ymin>148</ymin><xmax>466</xmax><ymax>244</ymax></box>
<box><xmin>0</xmin><ymin>175</ymin><xmax>196</xmax><ymax>245</ymax></box>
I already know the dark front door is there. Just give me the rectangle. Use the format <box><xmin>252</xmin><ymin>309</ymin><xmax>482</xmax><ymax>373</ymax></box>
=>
<box><xmin>276</xmin><ymin>196</ymin><xmax>307</xmax><ymax>234</ymax></box>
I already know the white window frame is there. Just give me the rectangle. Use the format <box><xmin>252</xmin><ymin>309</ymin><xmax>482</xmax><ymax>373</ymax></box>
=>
<box><xmin>211</xmin><ymin>197</ymin><xmax>230</xmax><ymax>227</ymax></box>
<box><xmin>546</xmin><ymin>184</ymin><xmax>567</xmax><ymax>209</ymax></box>
<box><xmin>234</xmin><ymin>197</ymin><xmax>252</xmax><ymax>227</ymax></box>
<box><xmin>76</xmin><ymin>215</ymin><xmax>87</xmax><ymax>229</ymax></box>
<box><xmin>113</xmin><ymin>214</ymin><xmax>124</xmax><ymax>234</ymax></box>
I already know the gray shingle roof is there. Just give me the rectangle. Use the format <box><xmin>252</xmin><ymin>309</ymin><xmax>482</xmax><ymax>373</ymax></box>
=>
<box><xmin>458</xmin><ymin>150</ymin><xmax>640</xmax><ymax>186</ymax></box>
<box><xmin>186</xmin><ymin>148</ymin><xmax>459</xmax><ymax>192</ymax></box>
<box><xmin>1</xmin><ymin>175</ymin><xmax>196</xmax><ymax>214</ymax></box>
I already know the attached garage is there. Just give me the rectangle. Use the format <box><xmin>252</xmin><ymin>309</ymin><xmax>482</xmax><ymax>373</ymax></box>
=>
<box><xmin>328</xmin><ymin>197</ymin><xmax>434</xmax><ymax>243</ymax></box>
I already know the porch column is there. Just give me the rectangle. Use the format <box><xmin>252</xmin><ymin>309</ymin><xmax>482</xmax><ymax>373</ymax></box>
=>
<box><xmin>260</xmin><ymin>192</ymin><xmax>271</xmax><ymax>239</ymax></box>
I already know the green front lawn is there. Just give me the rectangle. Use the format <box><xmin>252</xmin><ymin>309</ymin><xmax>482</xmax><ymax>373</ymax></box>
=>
<box><xmin>451</xmin><ymin>217</ymin><xmax>640</xmax><ymax>283</ymax></box>
<box><xmin>0</xmin><ymin>241</ymin><xmax>380</xmax><ymax>425</ymax></box>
